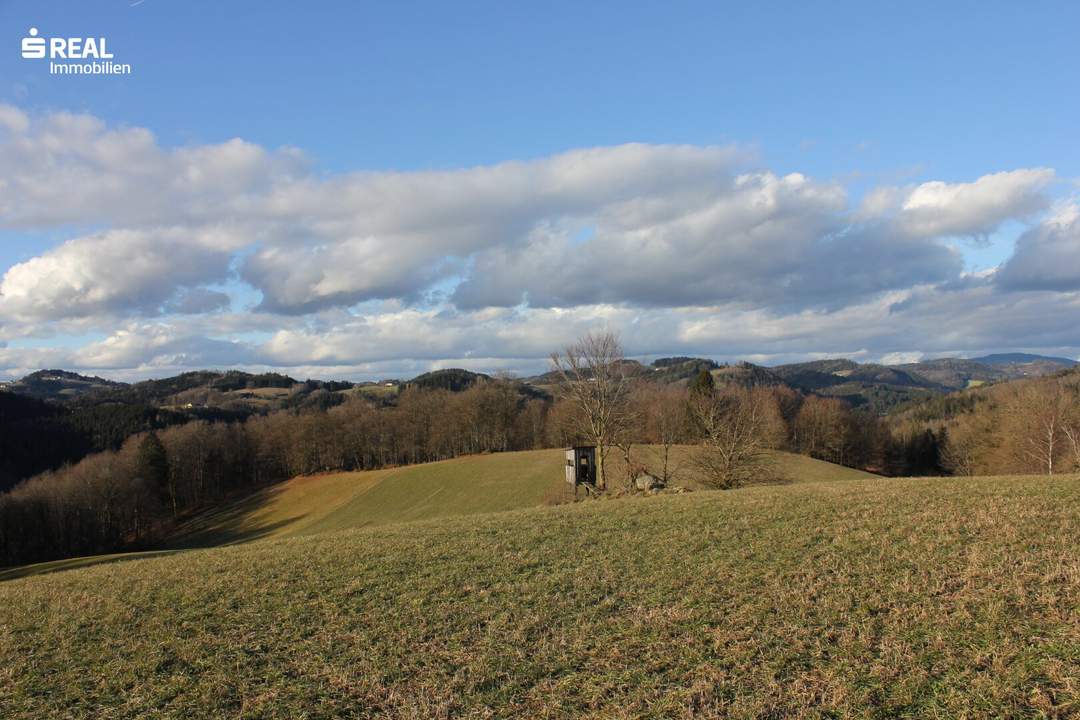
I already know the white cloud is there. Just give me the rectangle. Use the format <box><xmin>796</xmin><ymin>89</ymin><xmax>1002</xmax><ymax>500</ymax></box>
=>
<box><xmin>6</xmin><ymin>284</ymin><xmax>1080</xmax><ymax>381</ymax></box>
<box><xmin>879</xmin><ymin>351</ymin><xmax>925</xmax><ymax>365</ymax></box>
<box><xmin>242</xmin><ymin>143</ymin><xmax>750</xmax><ymax>312</ymax></box>
<box><xmin>0</xmin><ymin>105</ymin><xmax>29</xmax><ymax>134</ymax></box>
<box><xmin>896</xmin><ymin>169</ymin><xmax>1053</xmax><ymax>237</ymax></box>
<box><xmin>451</xmin><ymin>171</ymin><xmax>974</xmax><ymax>310</ymax></box>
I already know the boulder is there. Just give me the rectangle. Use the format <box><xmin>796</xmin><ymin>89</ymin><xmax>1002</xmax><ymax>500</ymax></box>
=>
<box><xmin>634</xmin><ymin>473</ymin><xmax>663</xmax><ymax>491</ymax></box>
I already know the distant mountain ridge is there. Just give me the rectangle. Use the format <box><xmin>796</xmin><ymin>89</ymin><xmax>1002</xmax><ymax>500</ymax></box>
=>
<box><xmin>971</xmin><ymin>353</ymin><xmax>1077</xmax><ymax>366</ymax></box>
<box><xmin>3</xmin><ymin>353</ymin><xmax>1075</xmax><ymax>415</ymax></box>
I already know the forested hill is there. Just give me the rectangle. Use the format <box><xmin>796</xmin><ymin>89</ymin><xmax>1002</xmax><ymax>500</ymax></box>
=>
<box><xmin>887</xmin><ymin>364</ymin><xmax>1080</xmax><ymax>476</ymax></box>
<box><xmin>0</xmin><ymin>370</ymin><xmax>353</xmax><ymax>493</ymax></box>
<box><xmin>2</xmin><ymin>369</ymin><xmax>124</xmax><ymax>401</ymax></box>
<box><xmin>405</xmin><ymin>368</ymin><xmax>490</xmax><ymax>392</ymax></box>
<box><xmin>530</xmin><ymin>353</ymin><xmax>1075</xmax><ymax>413</ymax></box>
<box><xmin>4</xmin><ymin>353</ymin><xmax>1072</xmax><ymax>409</ymax></box>
<box><xmin>3</xmin><ymin>354</ymin><xmax>1079</xmax><ymax>567</ymax></box>
<box><xmin>767</xmin><ymin>354</ymin><xmax>1076</xmax><ymax>412</ymax></box>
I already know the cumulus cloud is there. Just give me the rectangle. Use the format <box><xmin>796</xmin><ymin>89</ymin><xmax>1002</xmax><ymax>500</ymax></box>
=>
<box><xmin>867</xmin><ymin>169</ymin><xmax>1055</xmax><ymax>238</ymax></box>
<box><xmin>241</xmin><ymin>143</ymin><xmax>749</xmax><ymax>312</ymax></box>
<box><xmin>0</xmin><ymin>227</ymin><xmax>239</xmax><ymax>321</ymax></box>
<box><xmin>0</xmin><ymin>105</ymin><xmax>1059</xmax><ymax>319</ymax></box>
<box><xmin>0</xmin><ymin>107</ymin><xmax>306</xmax><ymax>229</ymax></box>
<box><xmin>452</xmin><ymin>172</ymin><xmax>971</xmax><ymax>310</ymax></box>
<box><xmin>996</xmin><ymin>202</ymin><xmax>1080</xmax><ymax>291</ymax></box>
<box><xmin>73</xmin><ymin>323</ymin><xmax>257</xmax><ymax>370</ymax></box>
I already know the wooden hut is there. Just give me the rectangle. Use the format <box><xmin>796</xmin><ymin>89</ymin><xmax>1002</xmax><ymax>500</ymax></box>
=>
<box><xmin>565</xmin><ymin>446</ymin><xmax>596</xmax><ymax>486</ymax></box>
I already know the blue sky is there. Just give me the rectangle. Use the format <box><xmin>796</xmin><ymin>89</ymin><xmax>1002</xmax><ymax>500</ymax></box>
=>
<box><xmin>5</xmin><ymin>2</ymin><xmax>1077</xmax><ymax>176</ymax></box>
<box><xmin>0</xmin><ymin>1</ymin><xmax>1079</xmax><ymax>379</ymax></box>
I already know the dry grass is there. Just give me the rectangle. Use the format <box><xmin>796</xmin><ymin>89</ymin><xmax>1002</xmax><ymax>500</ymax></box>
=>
<box><xmin>0</xmin><ymin>448</ymin><xmax>867</xmax><ymax>582</ymax></box>
<box><xmin>167</xmin><ymin>447</ymin><xmax>873</xmax><ymax>547</ymax></box>
<box><xmin>1</xmin><ymin>471</ymin><xmax>1078</xmax><ymax>718</ymax></box>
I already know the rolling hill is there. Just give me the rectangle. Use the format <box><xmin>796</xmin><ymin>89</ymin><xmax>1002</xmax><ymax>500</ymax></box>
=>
<box><xmin>974</xmin><ymin>352</ymin><xmax>1078</xmax><ymax>366</ymax></box>
<box><xmin>769</xmin><ymin>359</ymin><xmax>942</xmax><ymax>411</ymax></box>
<box><xmin>3</xmin><ymin>352</ymin><xmax>1075</xmax><ymax>420</ymax></box>
<box><xmin>0</xmin><ymin>369</ymin><xmax>124</xmax><ymax>401</ymax></box>
<box><xmin>970</xmin><ymin>352</ymin><xmax>1078</xmax><ymax>378</ymax></box>
<box><xmin>1</xmin><ymin>467</ymin><xmax>1076</xmax><ymax>718</ymax></box>
<box><xmin>168</xmin><ymin>447</ymin><xmax>874</xmax><ymax>549</ymax></box>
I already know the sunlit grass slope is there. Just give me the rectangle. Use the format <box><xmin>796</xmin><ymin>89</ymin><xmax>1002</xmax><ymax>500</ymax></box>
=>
<box><xmin>171</xmin><ymin>447</ymin><xmax>875</xmax><ymax>547</ymax></box>
<box><xmin>2</xmin><ymin>474</ymin><xmax>1077</xmax><ymax>718</ymax></box>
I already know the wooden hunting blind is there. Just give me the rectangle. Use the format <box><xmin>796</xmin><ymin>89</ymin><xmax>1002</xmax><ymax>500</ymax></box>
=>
<box><xmin>565</xmin><ymin>446</ymin><xmax>596</xmax><ymax>486</ymax></box>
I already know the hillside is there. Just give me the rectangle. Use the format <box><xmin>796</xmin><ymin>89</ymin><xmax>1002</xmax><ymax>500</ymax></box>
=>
<box><xmin>0</xmin><ymin>392</ymin><xmax>94</xmax><ymax>491</ymax></box>
<box><xmin>1</xmin><ymin>369</ymin><xmax>351</xmax><ymax>410</ymax></box>
<box><xmin>974</xmin><ymin>352</ymin><xmax>1077</xmax><ymax>366</ymax></box>
<box><xmin>1</xmin><ymin>369</ymin><xmax>124</xmax><ymax>401</ymax></box>
<box><xmin>1</xmin><ymin>472</ymin><xmax>1077</xmax><ymax>717</ymax></box>
<box><xmin>896</xmin><ymin>358</ymin><xmax>1008</xmax><ymax>389</ymax></box>
<box><xmin>767</xmin><ymin>353</ymin><xmax>1077</xmax><ymax>411</ymax></box>
<box><xmin>770</xmin><ymin>359</ymin><xmax>941</xmax><ymax>412</ymax></box>
<box><xmin>1</xmin><ymin>448</ymin><xmax>873</xmax><ymax>581</ymax></box>
<box><xmin>4</xmin><ymin>351</ymin><xmax>1075</xmax><ymax>416</ymax></box>
<box><xmin>168</xmin><ymin>447</ymin><xmax>874</xmax><ymax>548</ymax></box>
<box><xmin>405</xmin><ymin>368</ymin><xmax>491</xmax><ymax>392</ymax></box>
<box><xmin>0</xmin><ymin>370</ymin><xmax>358</xmax><ymax>491</ymax></box>
<box><xmin>971</xmin><ymin>353</ymin><xmax>1078</xmax><ymax>378</ymax></box>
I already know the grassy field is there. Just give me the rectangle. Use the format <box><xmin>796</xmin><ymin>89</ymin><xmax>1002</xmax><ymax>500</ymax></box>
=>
<box><xmin>2</xmin><ymin>471</ymin><xmax>1078</xmax><ymax>718</ymax></box>
<box><xmin>0</xmin><ymin>447</ymin><xmax>870</xmax><ymax>582</ymax></box>
<box><xmin>169</xmin><ymin>447</ymin><xmax>873</xmax><ymax>547</ymax></box>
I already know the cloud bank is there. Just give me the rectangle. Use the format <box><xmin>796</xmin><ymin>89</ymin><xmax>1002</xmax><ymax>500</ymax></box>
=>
<box><xmin>0</xmin><ymin>104</ymin><xmax>1076</xmax><ymax>379</ymax></box>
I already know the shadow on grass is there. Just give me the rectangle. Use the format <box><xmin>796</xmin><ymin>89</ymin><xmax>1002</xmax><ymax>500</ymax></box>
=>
<box><xmin>0</xmin><ymin>549</ymin><xmax>185</xmax><ymax>582</ymax></box>
<box><xmin>165</xmin><ymin>483</ymin><xmax>303</xmax><ymax>549</ymax></box>
<box><xmin>1</xmin><ymin>482</ymin><xmax>304</xmax><ymax>582</ymax></box>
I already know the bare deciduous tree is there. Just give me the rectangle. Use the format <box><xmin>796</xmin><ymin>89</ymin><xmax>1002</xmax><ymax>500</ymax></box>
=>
<box><xmin>795</xmin><ymin>395</ymin><xmax>851</xmax><ymax>465</ymax></box>
<box><xmin>613</xmin><ymin>381</ymin><xmax>650</xmax><ymax>490</ymax></box>
<box><xmin>550</xmin><ymin>331</ymin><xmax>633</xmax><ymax>491</ymax></box>
<box><xmin>1004</xmin><ymin>381</ymin><xmax>1072</xmax><ymax>475</ymax></box>
<box><xmin>690</xmin><ymin>384</ymin><xmax>780</xmax><ymax>489</ymax></box>
<box><xmin>939</xmin><ymin>416</ymin><xmax>982</xmax><ymax>477</ymax></box>
<box><xmin>639</xmin><ymin>384</ymin><xmax>688</xmax><ymax>485</ymax></box>
<box><xmin>1056</xmin><ymin>382</ymin><xmax>1080</xmax><ymax>473</ymax></box>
